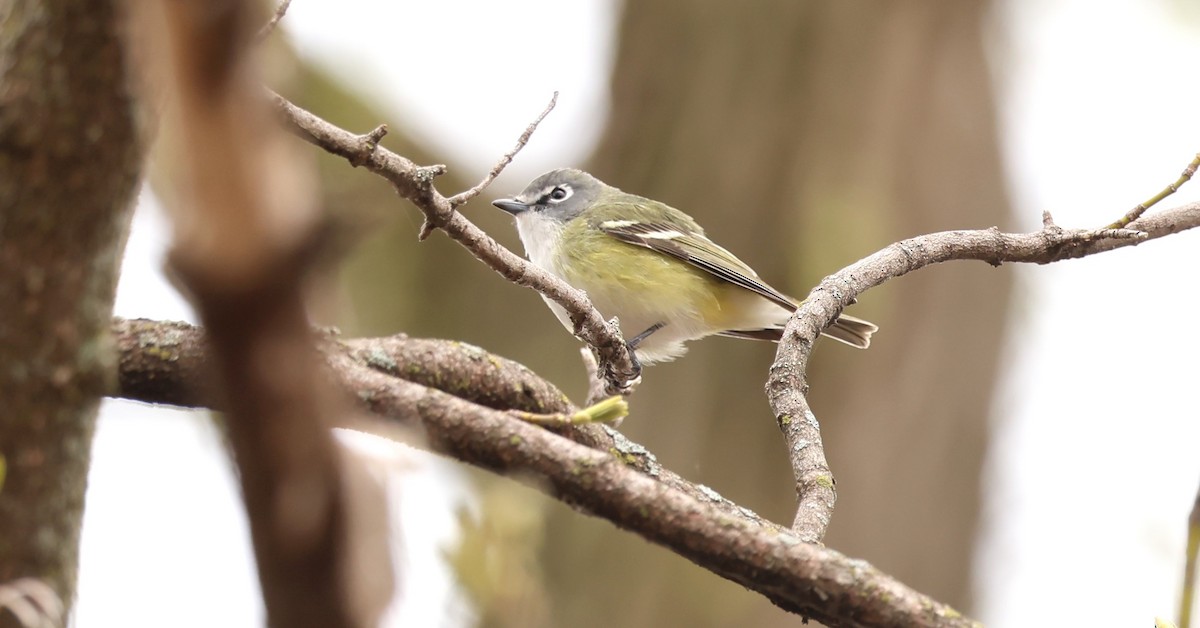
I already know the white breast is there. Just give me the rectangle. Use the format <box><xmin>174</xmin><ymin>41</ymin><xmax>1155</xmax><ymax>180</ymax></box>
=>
<box><xmin>512</xmin><ymin>213</ymin><xmax>577</xmax><ymax>334</ymax></box>
<box><xmin>513</xmin><ymin>213</ymin><xmax>565</xmax><ymax>272</ymax></box>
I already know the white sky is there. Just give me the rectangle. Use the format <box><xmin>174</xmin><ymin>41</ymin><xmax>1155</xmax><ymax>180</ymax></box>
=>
<box><xmin>77</xmin><ymin>0</ymin><xmax>1200</xmax><ymax>626</ymax></box>
<box><xmin>979</xmin><ymin>1</ymin><xmax>1200</xmax><ymax>625</ymax></box>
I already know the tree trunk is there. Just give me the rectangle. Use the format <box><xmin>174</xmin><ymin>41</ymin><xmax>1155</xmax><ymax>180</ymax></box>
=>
<box><xmin>0</xmin><ymin>0</ymin><xmax>141</xmax><ymax>620</ymax></box>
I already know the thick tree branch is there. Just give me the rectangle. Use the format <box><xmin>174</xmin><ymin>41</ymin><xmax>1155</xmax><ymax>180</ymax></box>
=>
<box><xmin>270</xmin><ymin>92</ymin><xmax>642</xmax><ymax>394</ymax></box>
<box><xmin>109</xmin><ymin>317</ymin><xmax>974</xmax><ymax>627</ymax></box>
<box><xmin>111</xmin><ymin>317</ymin><xmax>776</xmax><ymax>534</ymax></box>
<box><xmin>112</xmin><ymin>318</ymin><xmax>568</xmax><ymax>414</ymax></box>
<box><xmin>770</xmin><ymin>202</ymin><xmax>1200</xmax><ymax>541</ymax></box>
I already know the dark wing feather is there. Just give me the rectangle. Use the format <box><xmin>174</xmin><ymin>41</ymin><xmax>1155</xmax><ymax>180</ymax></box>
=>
<box><xmin>596</xmin><ymin>220</ymin><xmax>796</xmax><ymax>310</ymax></box>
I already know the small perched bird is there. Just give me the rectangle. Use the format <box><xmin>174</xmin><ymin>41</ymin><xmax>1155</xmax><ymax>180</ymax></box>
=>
<box><xmin>492</xmin><ymin>168</ymin><xmax>876</xmax><ymax>366</ymax></box>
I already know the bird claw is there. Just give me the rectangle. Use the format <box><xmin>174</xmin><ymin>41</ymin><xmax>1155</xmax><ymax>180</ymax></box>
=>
<box><xmin>612</xmin><ymin>372</ymin><xmax>642</xmax><ymax>395</ymax></box>
<box><xmin>602</xmin><ymin>347</ymin><xmax>642</xmax><ymax>396</ymax></box>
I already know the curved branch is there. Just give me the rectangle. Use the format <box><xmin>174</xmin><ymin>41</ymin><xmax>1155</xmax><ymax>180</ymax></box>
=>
<box><xmin>770</xmin><ymin>202</ymin><xmax>1200</xmax><ymax>541</ymax></box>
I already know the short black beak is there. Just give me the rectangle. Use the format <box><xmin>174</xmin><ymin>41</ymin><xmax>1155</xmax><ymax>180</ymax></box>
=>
<box><xmin>492</xmin><ymin>198</ymin><xmax>530</xmax><ymax>215</ymax></box>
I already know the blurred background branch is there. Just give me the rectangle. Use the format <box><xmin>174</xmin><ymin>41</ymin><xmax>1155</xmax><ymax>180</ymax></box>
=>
<box><xmin>147</xmin><ymin>0</ymin><xmax>391</xmax><ymax>624</ymax></box>
<box><xmin>0</xmin><ymin>579</ymin><xmax>63</xmax><ymax>628</ymax></box>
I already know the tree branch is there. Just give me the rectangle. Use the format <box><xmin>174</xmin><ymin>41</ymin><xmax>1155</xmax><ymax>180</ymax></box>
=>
<box><xmin>1107</xmin><ymin>152</ymin><xmax>1199</xmax><ymax>229</ymax></box>
<box><xmin>445</xmin><ymin>91</ymin><xmax>559</xmax><ymax>209</ymax></box>
<box><xmin>770</xmin><ymin>202</ymin><xmax>1200</xmax><ymax>541</ymax></box>
<box><xmin>111</xmin><ymin>317</ymin><xmax>775</xmax><ymax>533</ymax></box>
<box><xmin>269</xmin><ymin>91</ymin><xmax>642</xmax><ymax>394</ymax></box>
<box><xmin>109</xmin><ymin>317</ymin><xmax>975</xmax><ymax>627</ymax></box>
<box><xmin>256</xmin><ymin>0</ymin><xmax>293</xmax><ymax>41</ymax></box>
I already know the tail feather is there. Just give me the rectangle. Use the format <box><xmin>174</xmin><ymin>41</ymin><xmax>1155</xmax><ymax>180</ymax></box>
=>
<box><xmin>719</xmin><ymin>314</ymin><xmax>877</xmax><ymax>349</ymax></box>
<box><xmin>821</xmin><ymin>314</ymin><xmax>877</xmax><ymax>349</ymax></box>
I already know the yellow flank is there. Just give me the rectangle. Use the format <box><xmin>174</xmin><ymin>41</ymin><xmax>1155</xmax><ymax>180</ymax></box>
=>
<box><xmin>561</xmin><ymin>222</ymin><xmax>719</xmax><ymax>313</ymax></box>
<box><xmin>712</xmin><ymin>281</ymin><xmax>782</xmax><ymax>329</ymax></box>
<box><xmin>558</xmin><ymin>214</ymin><xmax>783</xmax><ymax>331</ymax></box>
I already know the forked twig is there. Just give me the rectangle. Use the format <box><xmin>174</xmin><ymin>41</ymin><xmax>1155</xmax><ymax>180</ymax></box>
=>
<box><xmin>448</xmin><ymin>91</ymin><xmax>559</xmax><ymax>208</ymax></box>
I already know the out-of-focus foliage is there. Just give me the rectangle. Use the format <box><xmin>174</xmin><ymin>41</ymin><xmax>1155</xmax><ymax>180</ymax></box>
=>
<box><xmin>448</xmin><ymin>486</ymin><xmax>551</xmax><ymax>628</ymax></box>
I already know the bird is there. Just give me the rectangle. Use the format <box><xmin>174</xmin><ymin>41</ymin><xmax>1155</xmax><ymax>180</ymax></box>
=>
<box><xmin>492</xmin><ymin>168</ymin><xmax>876</xmax><ymax>367</ymax></box>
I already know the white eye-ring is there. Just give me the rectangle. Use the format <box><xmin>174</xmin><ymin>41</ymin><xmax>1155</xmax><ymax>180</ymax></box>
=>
<box><xmin>547</xmin><ymin>185</ymin><xmax>572</xmax><ymax>203</ymax></box>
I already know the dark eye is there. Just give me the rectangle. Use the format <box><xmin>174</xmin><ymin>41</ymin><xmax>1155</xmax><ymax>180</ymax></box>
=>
<box><xmin>548</xmin><ymin>186</ymin><xmax>571</xmax><ymax>202</ymax></box>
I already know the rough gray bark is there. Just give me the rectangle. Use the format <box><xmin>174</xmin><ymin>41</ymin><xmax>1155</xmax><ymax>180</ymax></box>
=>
<box><xmin>0</xmin><ymin>1</ymin><xmax>141</xmax><ymax>621</ymax></box>
<box><xmin>109</xmin><ymin>317</ymin><xmax>980</xmax><ymax>628</ymax></box>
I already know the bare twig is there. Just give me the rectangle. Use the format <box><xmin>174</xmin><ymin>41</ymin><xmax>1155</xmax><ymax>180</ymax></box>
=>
<box><xmin>270</xmin><ymin>91</ymin><xmax>641</xmax><ymax>393</ymax></box>
<box><xmin>256</xmin><ymin>0</ymin><xmax>294</xmax><ymax>41</ymax></box>
<box><xmin>770</xmin><ymin>203</ymin><xmax>1200</xmax><ymax>542</ymax></box>
<box><xmin>1107</xmin><ymin>153</ymin><xmax>1200</xmax><ymax>229</ymax></box>
<box><xmin>447</xmin><ymin>91</ymin><xmax>559</xmax><ymax>208</ymax></box>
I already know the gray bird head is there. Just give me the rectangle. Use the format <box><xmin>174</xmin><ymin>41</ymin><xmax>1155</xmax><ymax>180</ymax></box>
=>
<box><xmin>492</xmin><ymin>168</ymin><xmax>608</xmax><ymax>223</ymax></box>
